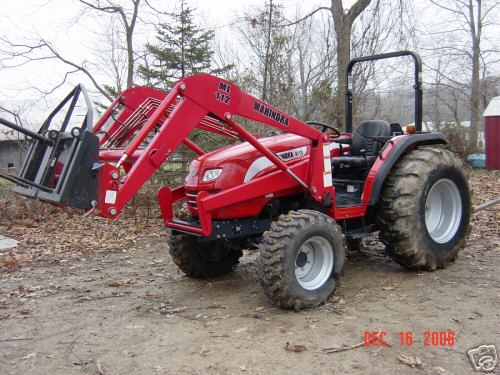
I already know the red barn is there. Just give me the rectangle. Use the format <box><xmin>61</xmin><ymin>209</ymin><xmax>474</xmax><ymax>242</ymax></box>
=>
<box><xmin>484</xmin><ymin>96</ymin><xmax>500</xmax><ymax>170</ymax></box>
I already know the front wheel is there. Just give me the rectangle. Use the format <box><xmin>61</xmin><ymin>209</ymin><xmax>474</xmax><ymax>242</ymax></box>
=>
<box><xmin>168</xmin><ymin>233</ymin><xmax>243</xmax><ymax>278</ymax></box>
<box><xmin>377</xmin><ymin>147</ymin><xmax>471</xmax><ymax>270</ymax></box>
<box><xmin>257</xmin><ymin>210</ymin><xmax>345</xmax><ymax>310</ymax></box>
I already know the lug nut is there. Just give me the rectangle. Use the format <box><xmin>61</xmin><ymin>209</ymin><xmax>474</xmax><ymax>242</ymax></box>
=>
<box><xmin>111</xmin><ymin>171</ymin><xmax>119</xmax><ymax>180</ymax></box>
<box><xmin>109</xmin><ymin>208</ymin><xmax>117</xmax><ymax>216</ymax></box>
<box><xmin>179</xmin><ymin>83</ymin><xmax>186</xmax><ymax>91</ymax></box>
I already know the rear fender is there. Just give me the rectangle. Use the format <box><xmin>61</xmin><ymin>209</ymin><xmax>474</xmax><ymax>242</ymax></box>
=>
<box><xmin>365</xmin><ymin>133</ymin><xmax>447</xmax><ymax>206</ymax></box>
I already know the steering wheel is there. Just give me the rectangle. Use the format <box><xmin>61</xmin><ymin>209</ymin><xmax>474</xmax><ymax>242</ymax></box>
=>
<box><xmin>305</xmin><ymin>121</ymin><xmax>341</xmax><ymax>138</ymax></box>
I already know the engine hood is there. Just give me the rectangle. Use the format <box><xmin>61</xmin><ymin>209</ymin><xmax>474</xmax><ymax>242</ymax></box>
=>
<box><xmin>199</xmin><ymin>133</ymin><xmax>309</xmax><ymax>166</ymax></box>
<box><xmin>185</xmin><ymin>133</ymin><xmax>310</xmax><ymax>187</ymax></box>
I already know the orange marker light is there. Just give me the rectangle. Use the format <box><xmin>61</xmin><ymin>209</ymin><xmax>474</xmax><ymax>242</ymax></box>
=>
<box><xmin>406</xmin><ymin>124</ymin><xmax>416</xmax><ymax>134</ymax></box>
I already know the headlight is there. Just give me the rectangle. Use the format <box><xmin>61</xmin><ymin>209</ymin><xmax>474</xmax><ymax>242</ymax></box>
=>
<box><xmin>202</xmin><ymin>168</ymin><xmax>222</xmax><ymax>182</ymax></box>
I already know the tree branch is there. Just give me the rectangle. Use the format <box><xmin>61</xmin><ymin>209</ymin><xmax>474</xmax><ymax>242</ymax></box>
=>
<box><xmin>0</xmin><ymin>38</ymin><xmax>113</xmax><ymax>101</ymax></box>
<box><xmin>278</xmin><ymin>7</ymin><xmax>330</xmax><ymax>27</ymax></box>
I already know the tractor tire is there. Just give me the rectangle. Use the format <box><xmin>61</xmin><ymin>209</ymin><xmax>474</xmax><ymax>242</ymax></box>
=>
<box><xmin>377</xmin><ymin>147</ymin><xmax>471</xmax><ymax>270</ymax></box>
<box><xmin>168</xmin><ymin>234</ymin><xmax>243</xmax><ymax>279</ymax></box>
<box><xmin>257</xmin><ymin>210</ymin><xmax>345</xmax><ymax>310</ymax></box>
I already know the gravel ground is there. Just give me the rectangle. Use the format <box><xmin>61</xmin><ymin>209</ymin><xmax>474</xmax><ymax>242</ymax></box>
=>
<box><xmin>0</xmin><ymin>169</ymin><xmax>498</xmax><ymax>375</ymax></box>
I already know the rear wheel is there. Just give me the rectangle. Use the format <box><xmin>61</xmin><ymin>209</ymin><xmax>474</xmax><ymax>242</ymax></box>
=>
<box><xmin>377</xmin><ymin>147</ymin><xmax>471</xmax><ymax>270</ymax></box>
<box><xmin>168</xmin><ymin>233</ymin><xmax>243</xmax><ymax>278</ymax></box>
<box><xmin>257</xmin><ymin>210</ymin><xmax>345</xmax><ymax>310</ymax></box>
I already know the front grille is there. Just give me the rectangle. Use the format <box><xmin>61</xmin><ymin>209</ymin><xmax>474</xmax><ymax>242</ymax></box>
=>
<box><xmin>186</xmin><ymin>190</ymin><xmax>199</xmax><ymax>210</ymax></box>
<box><xmin>185</xmin><ymin>189</ymin><xmax>220</xmax><ymax>212</ymax></box>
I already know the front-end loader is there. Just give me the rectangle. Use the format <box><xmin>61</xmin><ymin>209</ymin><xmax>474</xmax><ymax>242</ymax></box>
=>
<box><xmin>0</xmin><ymin>51</ymin><xmax>470</xmax><ymax>309</ymax></box>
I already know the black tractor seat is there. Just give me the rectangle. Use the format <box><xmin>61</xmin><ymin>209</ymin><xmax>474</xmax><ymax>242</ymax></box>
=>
<box><xmin>332</xmin><ymin>120</ymin><xmax>391</xmax><ymax>171</ymax></box>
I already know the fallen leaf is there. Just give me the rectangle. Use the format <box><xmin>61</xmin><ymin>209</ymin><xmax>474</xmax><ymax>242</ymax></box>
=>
<box><xmin>200</xmin><ymin>348</ymin><xmax>215</xmax><ymax>356</ymax></box>
<box><xmin>122</xmin><ymin>350</ymin><xmax>136</xmax><ymax>357</ymax></box>
<box><xmin>107</xmin><ymin>279</ymin><xmax>131</xmax><ymax>287</ymax></box>
<box><xmin>235</xmin><ymin>327</ymin><xmax>248</xmax><ymax>333</ymax></box>
<box><xmin>73</xmin><ymin>359</ymin><xmax>90</xmax><ymax>366</ymax></box>
<box><xmin>239</xmin><ymin>364</ymin><xmax>247</xmax><ymax>372</ymax></box>
<box><xmin>285</xmin><ymin>342</ymin><xmax>306</xmax><ymax>353</ymax></box>
<box><xmin>160</xmin><ymin>307</ymin><xmax>186</xmax><ymax>315</ymax></box>
<box><xmin>382</xmin><ymin>286</ymin><xmax>395</xmax><ymax>291</ymax></box>
<box><xmin>398</xmin><ymin>354</ymin><xmax>424</xmax><ymax>368</ymax></box>
<box><xmin>204</xmin><ymin>320</ymin><xmax>218</xmax><ymax>327</ymax></box>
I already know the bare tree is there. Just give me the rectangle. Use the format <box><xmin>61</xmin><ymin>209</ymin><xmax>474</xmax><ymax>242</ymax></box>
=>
<box><xmin>277</xmin><ymin>0</ymin><xmax>415</xmax><ymax>129</ymax></box>
<box><xmin>236</xmin><ymin>3</ymin><xmax>335</xmax><ymax>121</ymax></box>
<box><xmin>0</xmin><ymin>38</ymin><xmax>114</xmax><ymax>101</ymax></box>
<box><xmin>236</xmin><ymin>4</ymin><xmax>293</xmax><ymax>106</ymax></box>
<box><xmin>429</xmin><ymin>0</ymin><xmax>500</xmax><ymax>152</ymax></box>
<box><xmin>79</xmin><ymin>0</ymin><xmax>141</xmax><ymax>89</ymax></box>
<box><xmin>93</xmin><ymin>18</ymin><xmax>130</xmax><ymax>96</ymax></box>
<box><xmin>0</xmin><ymin>0</ymin><xmax>147</xmax><ymax>103</ymax></box>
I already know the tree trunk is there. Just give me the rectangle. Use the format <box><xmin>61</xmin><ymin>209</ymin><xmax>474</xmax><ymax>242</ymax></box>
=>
<box><xmin>126</xmin><ymin>31</ymin><xmax>134</xmax><ymax>88</ymax></box>
<box><xmin>262</xmin><ymin>0</ymin><xmax>274</xmax><ymax>101</ymax></box>
<box><xmin>469</xmin><ymin>41</ymin><xmax>480</xmax><ymax>152</ymax></box>
<box><xmin>333</xmin><ymin>18</ymin><xmax>353</xmax><ymax>130</ymax></box>
<box><xmin>468</xmin><ymin>0</ymin><xmax>481</xmax><ymax>153</ymax></box>
<box><xmin>330</xmin><ymin>0</ymin><xmax>371</xmax><ymax>130</ymax></box>
<box><xmin>125</xmin><ymin>0</ymin><xmax>141</xmax><ymax>88</ymax></box>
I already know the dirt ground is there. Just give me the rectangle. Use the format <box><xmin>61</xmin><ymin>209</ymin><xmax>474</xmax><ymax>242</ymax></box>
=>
<box><xmin>0</xmin><ymin>171</ymin><xmax>499</xmax><ymax>375</ymax></box>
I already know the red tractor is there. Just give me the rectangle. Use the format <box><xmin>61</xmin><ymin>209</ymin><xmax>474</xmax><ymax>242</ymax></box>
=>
<box><xmin>0</xmin><ymin>51</ymin><xmax>470</xmax><ymax>309</ymax></box>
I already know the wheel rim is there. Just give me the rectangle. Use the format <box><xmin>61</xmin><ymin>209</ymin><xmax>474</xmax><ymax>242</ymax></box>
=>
<box><xmin>424</xmin><ymin>178</ymin><xmax>462</xmax><ymax>243</ymax></box>
<box><xmin>295</xmin><ymin>236</ymin><xmax>334</xmax><ymax>290</ymax></box>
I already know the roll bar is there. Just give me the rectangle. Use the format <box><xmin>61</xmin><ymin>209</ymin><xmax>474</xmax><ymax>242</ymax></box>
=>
<box><xmin>344</xmin><ymin>50</ymin><xmax>423</xmax><ymax>133</ymax></box>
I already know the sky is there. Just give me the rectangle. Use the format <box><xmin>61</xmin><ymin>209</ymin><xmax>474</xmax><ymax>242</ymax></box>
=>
<box><xmin>0</xmin><ymin>0</ymin><xmax>295</xmax><ymax>128</ymax></box>
<box><xmin>0</xmin><ymin>0</ymin><xmax>330</xmax><ymax>131</ymax></box>
<box><xmin>0</xmin><ymin>0</ymin><xmax>498</xmax><ymax>129</ymax></box>
<box><xmin>0</xmin><ymin>0</ymin><xmax>316</xmax><ymax>100</ymax></box>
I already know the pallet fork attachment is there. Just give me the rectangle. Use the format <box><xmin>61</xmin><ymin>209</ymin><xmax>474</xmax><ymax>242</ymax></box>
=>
<box><xmin>0</xmin><ymin>85</ymin><xmax>99</xmax><ymax>209</ymax></box>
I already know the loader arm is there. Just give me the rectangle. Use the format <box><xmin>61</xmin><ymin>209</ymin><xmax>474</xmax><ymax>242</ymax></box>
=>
<box><xmin>100</xmin><ymin>74</ymin><xmax>333</xmax><ymax>230</ymax></box>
